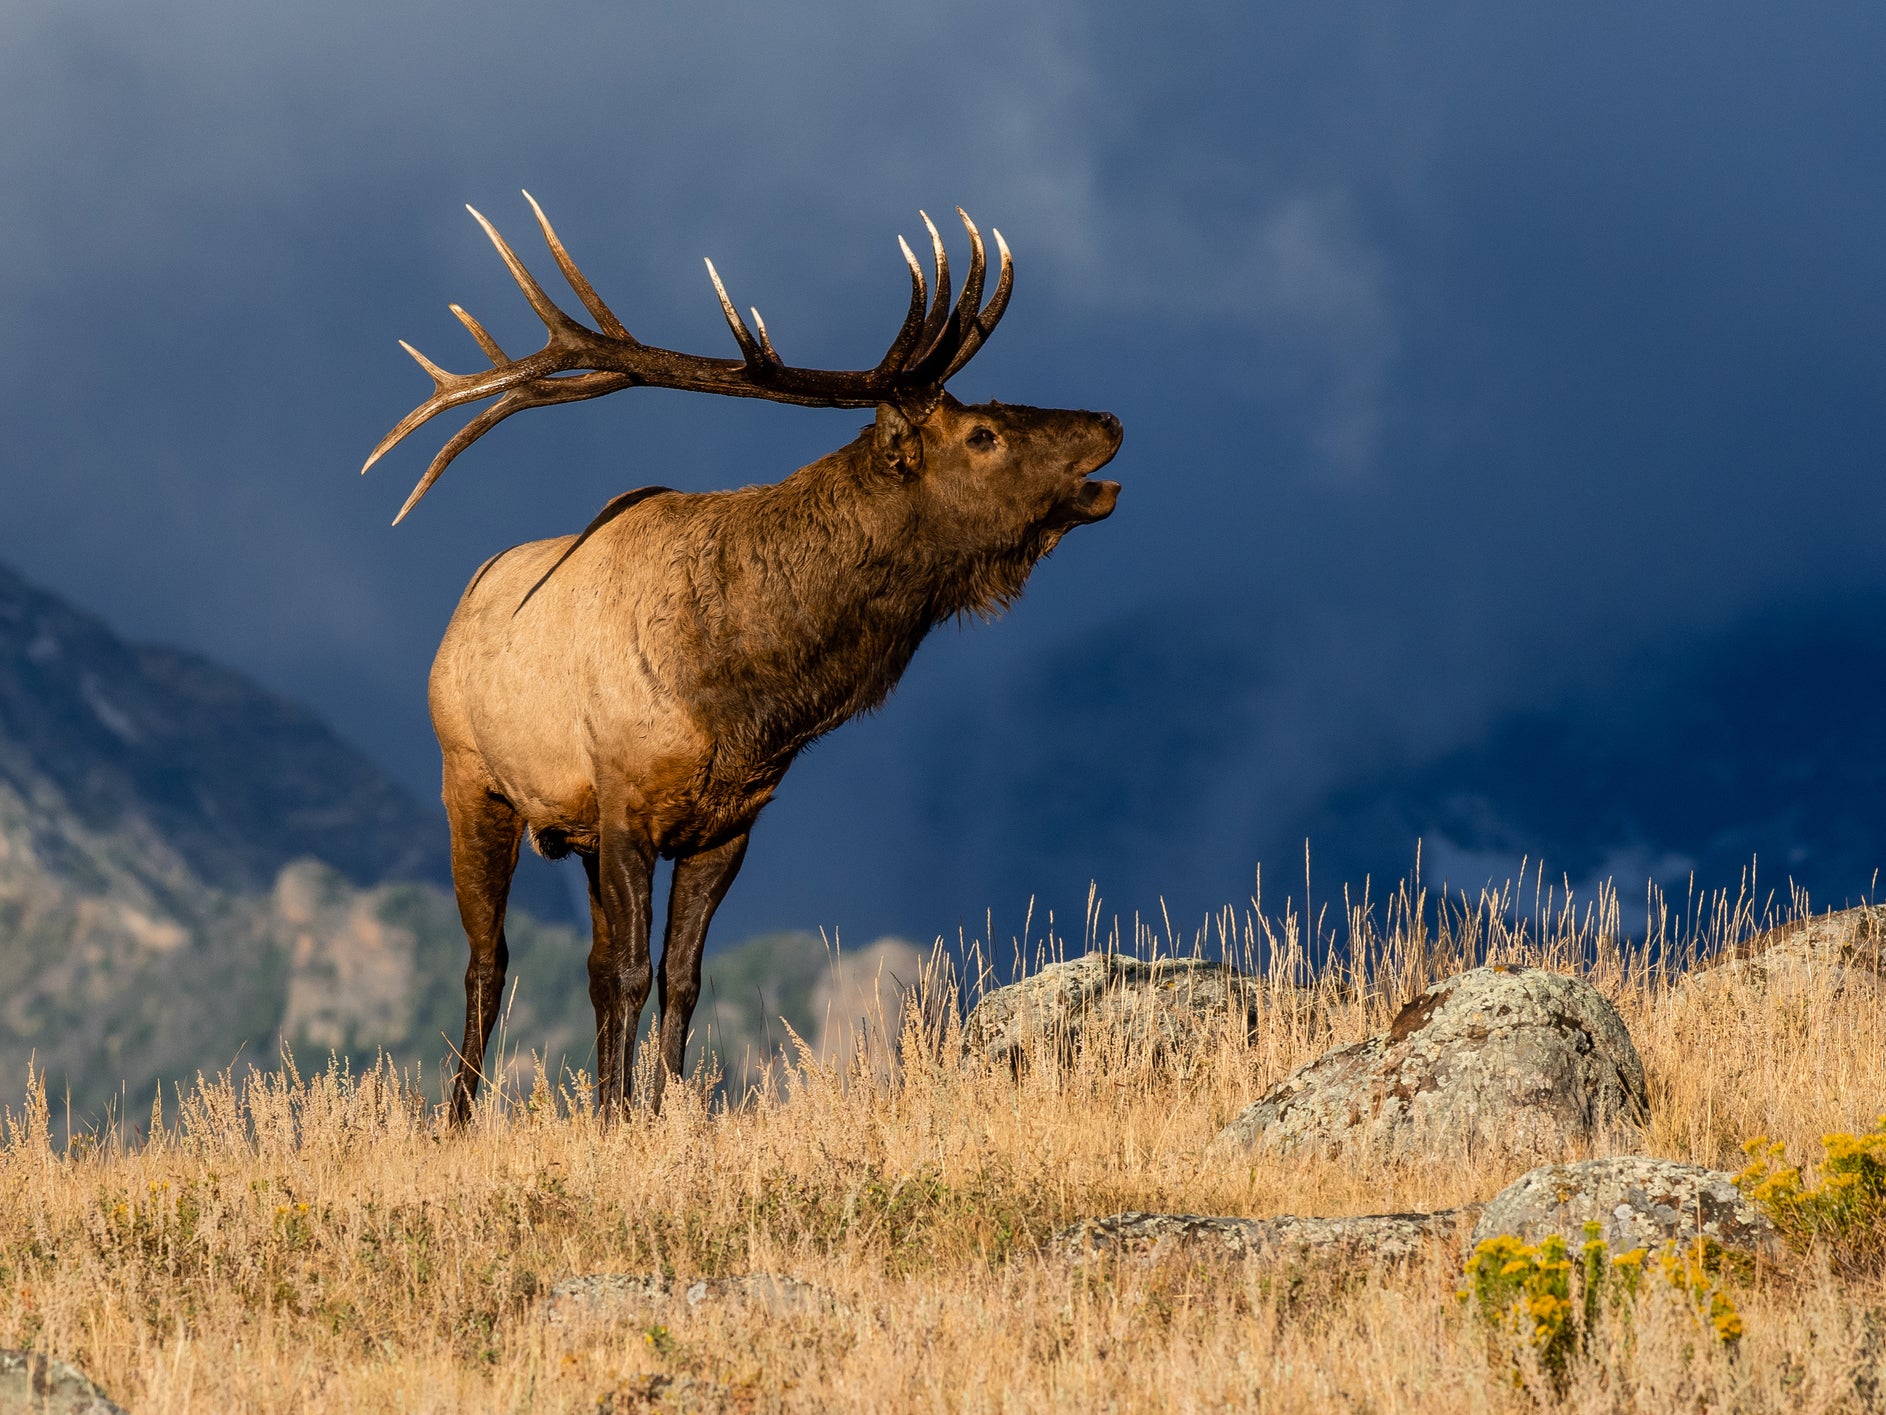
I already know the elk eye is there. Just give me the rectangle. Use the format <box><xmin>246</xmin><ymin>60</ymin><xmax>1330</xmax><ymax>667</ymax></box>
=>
<box><xmin>967</xmin><ymin>427</ymin><xmax>997</xmax><ymax>449</ymax></box>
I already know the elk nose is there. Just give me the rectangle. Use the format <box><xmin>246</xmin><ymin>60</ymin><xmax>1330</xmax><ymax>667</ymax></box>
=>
<box><xmin>1096</xmin><ymin>411</ymin><xmax>1122</xmax><ymax>442</ymax></box>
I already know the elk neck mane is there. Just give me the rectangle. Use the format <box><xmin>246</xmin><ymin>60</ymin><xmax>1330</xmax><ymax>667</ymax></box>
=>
<box><xmin>659</xmin><ymin>428</ymin><xmax>1057</xmax><ymax>771</ymax></box>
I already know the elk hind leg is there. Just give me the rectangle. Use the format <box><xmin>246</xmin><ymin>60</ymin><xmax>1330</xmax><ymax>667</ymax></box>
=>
<box><xmin>651</xmin><ymin>831</ymin><xmax>750</xmax><ymax>1113</ymax></box>
<box><xmin>444</xmin><ymin>767</ymin><xmax>523</xmax><ymax>1126</ymax></box>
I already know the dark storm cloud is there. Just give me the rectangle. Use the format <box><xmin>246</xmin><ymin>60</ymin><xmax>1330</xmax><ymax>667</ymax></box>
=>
<box><xmin>2</xmin><ymin>2</ymin><xmax>1882</xmax><ymax>944</ymax></box>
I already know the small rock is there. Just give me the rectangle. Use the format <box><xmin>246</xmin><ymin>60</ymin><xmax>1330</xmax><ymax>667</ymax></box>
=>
<box><xmin>1682</xmin><ymin>905</ymin><xmax>1886</xmax><ymax>999</ymax></box>
<box><xmin>539</xmin><ymin>1272</ymin><xmax>837</xmax><ymax>1325</ymax></box>
<box><xmin>1471</xmin><ymin>1156</ymin><xmax>1778</xmax><ymax>1257</ymax></box>
<box><xmin>1054</xmin><ymin>1207</ymin><xmax>1479</xmax><ymax>1264</ymax></box>
<box><xmin>0</xmin><ymin>1350</ymin><xmax>128</xmax><ymax>1415</ymax></box>
<box><xmin>962</xmin><ymin>953</ymin><xmax>1287</xmax><ymax>1072</ymax></box>
<box><xmin>1211</xmin><ymin>965</ymin><xmax>1648</xmax><ymax>1164</ymax></box>
<box><xmin>597</xmin><ymin>1372</ymin><xmax>735</xmax><ymax>1413</ymax></box>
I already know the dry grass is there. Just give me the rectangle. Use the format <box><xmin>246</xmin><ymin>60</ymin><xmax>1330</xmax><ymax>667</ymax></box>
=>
<box><xmin>4</xmin><ymin>871</ymin><xmax>1885</xmax><ymax>1412</ymax></box>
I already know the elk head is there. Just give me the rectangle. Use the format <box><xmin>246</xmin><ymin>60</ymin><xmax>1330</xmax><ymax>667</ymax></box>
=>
<box><xmin>870</xmin><ymin>396</ymin><xmax>1122</xmax><ymax>614</ymax></box>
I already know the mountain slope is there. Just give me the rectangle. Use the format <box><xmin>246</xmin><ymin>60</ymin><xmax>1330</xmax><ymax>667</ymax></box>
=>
<box><xmin>0</xmin><ymin>562</ymin><xmax>572</xmax><ymax>1115</ymax></box>
<box><xmin>0</xmin><ymin>560</ymin><xmax>915</xmax><ymax>1117</ymax></box>
<box><xmin>0</xmin><ymin>563</ymin><xmax>448</xmax><ymax>895</ymax></box>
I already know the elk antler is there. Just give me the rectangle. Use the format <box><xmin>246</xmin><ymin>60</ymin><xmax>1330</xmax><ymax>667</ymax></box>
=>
<box><xmin>364</xmin><ymin>194</ymin><xmax>1013</xmax><ymax>524</ymax></box>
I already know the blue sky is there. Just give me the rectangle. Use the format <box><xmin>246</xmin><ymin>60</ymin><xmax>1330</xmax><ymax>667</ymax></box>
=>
<box><xmin>3</xmin><ymin>3</ymin><xmax>1882</xmax><ymax>947</ymax></box>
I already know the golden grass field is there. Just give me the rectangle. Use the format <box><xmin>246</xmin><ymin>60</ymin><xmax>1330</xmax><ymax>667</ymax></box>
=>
<box><xmin>3</xmin><ymin>872</ymin><xmax>1883</xmax><ymax>1412</ymax></box>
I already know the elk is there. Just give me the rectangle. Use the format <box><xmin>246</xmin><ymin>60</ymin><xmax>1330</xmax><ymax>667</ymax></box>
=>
<box><xmin>365</xmin><ymin>194</ymin><xmax>1122</xmax><ymax>1120</ymax></box>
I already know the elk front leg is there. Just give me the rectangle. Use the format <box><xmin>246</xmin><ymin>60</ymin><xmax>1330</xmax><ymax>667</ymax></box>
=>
<box><xmin>583</xmin><ymin>821</ymin><xmax>656</xmax><ymax>1118</ymax></box>
<box><xmin>443</xmin><ymin>768</ymin><xmax>524</xmax><ymax>1127</ymax></box>
<box><xmin>650</xmin><ymin>832</ymin><xmax>750</xmax><ymax>1113</ymax></box>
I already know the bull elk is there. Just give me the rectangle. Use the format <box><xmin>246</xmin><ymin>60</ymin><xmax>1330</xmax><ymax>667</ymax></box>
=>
<box><xmin>365</xmin><ymin>195</ymin><xmax>1123</xmax><ymax>1120</ymax></box>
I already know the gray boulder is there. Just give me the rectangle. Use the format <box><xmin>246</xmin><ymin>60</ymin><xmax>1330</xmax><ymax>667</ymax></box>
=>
<box><xmin>1054</xmin><ymin>1207</ymin><xmax>1478</xmax><ymax>1265</ymax></box>
<box><xmin>538</xmin><ymin>1272</ymin><xmax>837</xmax><ymax>1325</ymax></box>
<box><xmin>961</xmin><ymin>953</ymin><xmax>1280</xmax><ymax>1071</ymax></box>
<box><xmin>1471</xmin><ymin>1156</ymin><xmax>1778</xmax><ymax>1257</ymax></box>
<box><xmin>0</xmin><ymin>1351</ymin><xmax>127</xmax><ymax>1415</ymax></box>
<box><xmin>1211</xmin><ymin>965</ymin><xmax>1647</xmax><ymax>1163</ymax></box>
<box><xmin>1682</xmin><ymin>905</ymin><xmax>1886</xmax><ymax>999</ymax></box>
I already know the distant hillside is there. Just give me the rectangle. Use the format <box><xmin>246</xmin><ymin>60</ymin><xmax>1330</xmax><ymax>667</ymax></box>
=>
<box><xmin>918</xmin><ymin>595</ymin><xmax>1886</xmax><ymax>922</ymax></box>
<box><xmin>0</xmin><ymin>561</ymin><xmax>549</xmax><ymax>1113</ymax></box>
<box><xmin>0</xmin><ymin>562</ymin><xmax>914</xmax><ymax>1120</ymax></box>
<box><xmin>1299</xmin><ymin>604</ymin><xmax>1886</xmax><ymax>902</ymax></box>
<box><xmin>2</xmin><ymin>840</ymin><xmax>917</xmax><ymax>1125</ymax></box>
<box><xmin>0</xmin><ymin>562</ymin><xmax>447</xmax><ymax>897</ymax></box>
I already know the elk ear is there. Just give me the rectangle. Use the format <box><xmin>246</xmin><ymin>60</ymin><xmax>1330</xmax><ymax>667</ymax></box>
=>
<box><xmin>873</xmin><ymin>403</ymin><xmax>924</xmax><ymax>477</ymax></box>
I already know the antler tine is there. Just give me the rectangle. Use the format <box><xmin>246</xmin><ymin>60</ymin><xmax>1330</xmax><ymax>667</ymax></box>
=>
<box><xmin>938</xmin><ymin>227</ymin><xmax>1014</xmax><ymax>385</ymax></box>
<box><xmin>361</xmin><ymin>341</ymin><xmax>486</xmax><ymax>474</ymax></box>
<box><xmin>362</xmin><ymin>382</ymin><xmax>454</xmax><ymax>475</ymax></box>
<box><xmin>909</xmin><ymin>212</ymin><xmax>952</xmax><ymax>369</ymax></box>
<box><xmin>521</xmin><ymin>190</ymin><xmax>632</xmax><ymax>341</ymax></box>
<box><xmin>749</xmin><ymin>307</ymin><xmax>780</xmax><ymax>365</ymax></box>
<box><xmin>704</xmin><ymin>259</ymin><xmax>765</xmax><ymax>365</ymax></box>
<box><xmin>389</xmin><ymin>371</ymin><xmax>636</xmax><ymax>523</ymax></box>
<box><xmin>450</xmin><ymin>304</ymin><xmax>508</xmax><ymax>364</ymax></box>
<box><xmin>984</xmin><ymin>227</ymin><xmax>1014</xmax><ymax>329</ymax></box>
<box><xmin>874</xmin><ymin>234</ymin><xmax>930</xmax><ymax>376</ymax></box>
<box><xmin>954</xmin><ymin>209</ymin><xmax>987</xmax><ymax>331</ymax></box>
<box><xmin>390</xmin><ymin>399</ymin><xmax>520</xmax><ymax>524</ymax></box>
<box><xmin>399</xmin><ymin>338</ymin><xmax>454</xmax><ymax>386</ymax></box>
<box><xmin>465</xmin><ymin>206</ymin><xmax>586</xmax><ymax>340</ymax></box>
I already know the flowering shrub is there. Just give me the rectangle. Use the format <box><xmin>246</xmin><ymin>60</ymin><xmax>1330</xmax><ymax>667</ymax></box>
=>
<box><xmin>1462</xmin><ymin>1223</ymin><xmax>1741</xmax><ymax>1385</ymax></box>
<box><xmin>1645</xmin><ymin>1240</ymin><xmax>1744</xmax><ymax>1344</ymax></box>
<box><xmin>1738</xmin><ymin>1115</ymin><xmax>1886</xmax><ymax>1269</ymax></box>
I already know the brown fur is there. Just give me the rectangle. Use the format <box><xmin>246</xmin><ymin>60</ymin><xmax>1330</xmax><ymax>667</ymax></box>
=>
<box><xmin>435</xmin><ymin>394</ymin><xmax>1122</xmax><ymax>1119</ymax></box>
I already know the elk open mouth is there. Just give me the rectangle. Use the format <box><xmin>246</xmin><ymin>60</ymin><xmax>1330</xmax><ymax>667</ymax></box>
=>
<box><xmin>1068</xmin><ymin>476</ymin><xmax>1122</xmax><ymax>524</ymax></box>
<box><xmin>1065</xmin><ymin>421</ymin><xmax>1123</xmax><ymax>525</ymax></box>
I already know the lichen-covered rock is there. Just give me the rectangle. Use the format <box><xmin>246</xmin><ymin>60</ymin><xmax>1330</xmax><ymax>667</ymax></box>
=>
<box><xmin>538</xmin><ymin>1272</ymin><xmax>837</xmax><ymax>1325</ymax></box>
<box><xmin>1211</xmin><ymin>965</ymin><xmax>1648</xmax><ymax>1163</ymax></box>
<box><xmin>1682</xmin><ymin>905</ymin><xmax>1886</xmax><ymax>999</ymax></box>
<box><xmin>1053</xmin><ymin>1208</ymin><xmax>1479</xmax><ymax>1265</ymax></box>
<box><xmin>1471</xmin><ymin>1157</ymin><xmax>1778</xmax><ymax>1257</ymax></box>
<box><xmin>962</xmin><ymin>953</ymin><xmax>1281</xmax><ymax>1071</ymax></box>
<box><xmin>0</xmin><ymin>1351</ymin><xmax>127</xmax><ymax>1415</ymax></box>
